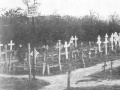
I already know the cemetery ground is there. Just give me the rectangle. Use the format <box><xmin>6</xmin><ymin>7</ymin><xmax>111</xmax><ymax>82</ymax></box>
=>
<box><xmin>1</xmin><ymin>54</ymin><xmax>120</xmax><ymax>90</ymax></box>
<box><xmin>1</xmin><ymin>32</ymin><xmax>120</xmax><ymax>90</ymax></box>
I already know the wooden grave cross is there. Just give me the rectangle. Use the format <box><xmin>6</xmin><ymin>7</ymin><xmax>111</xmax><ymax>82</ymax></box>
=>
<box><xmin>89</xmin><ymin>41</ymin><xmax>91</xmax><ymax>48</ymax></box>
<box><xmin>118</xmin><ymin>33</ymin><xmax>120</xmax><ymax>48</ymax></box>
<box><xmin>56</xmin><ymin>40</ymin><xmax>63</xmax><ymax>50</ymax></box>
<box><xmin>97</xmin><ymin>35</ymin><xmax>101</xmax><ymax>52</ymax></box>
<box><xmin>64</xmin><ymin>41</ymin><xmax>69</xmax><ymax>59</ymax></box>
<box><xmin>110</xmin><ymin>33</ymin><xmax>114</xmax><ymax>51</ymax></box>
<box><xmin>95</xmin><ymin>47</ymin><xmax>97</xmax><ymax>57</ymax></box>
<box><xmin>56</xmin><ymin>40</ymin><xmax>63</xmax><ymax>71</ymax></box>
<box><xmin>30</xmin><ymin>48</ymin><xmax>39</xmax><ymax>68</ymax></box>
<box><xmin>88</xmin><ymin>50</ymin><xmax>91</xmax><ymax>58</ymax></box>
<box><xmin>74</xmin><ymin>35</ymin><xmax>78</xmax><ymax>47</ymax></box>
<box><xmin>104</xmin><ymin>34</ymin><xmax>109</xmax><ymax>55</ymax></box>
<box><xmin>46</xmin><ymin>45</ymin><xmax>49</xmax><ymax>50</ymax></box>
<box><xmin>8</xmin><ymin>40</ymin><xmax>15</xmax><ymax>51</ymax></box>
<box><xmin>70</xmin><ymin>36</ymin><xmax>75</xmax><ymax>44</ymax></box>
<box><xmin>30</xmin><ymin>48</ymin><xmax>39</xmax><ymax>59</ymax></box>
<box><xmin>114</xmin><ymin>32</ymin><xmax>118</xmax><ymax>47</ymax></box>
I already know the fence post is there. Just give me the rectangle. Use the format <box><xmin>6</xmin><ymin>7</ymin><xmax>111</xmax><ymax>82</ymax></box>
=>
<box><xmin>28</xmin><ymin>43</ymin><xmax>32</xmax><ymax>81</ymax></box>
<box><xmin>3</xmin><ymin>45</ymin><xmax>8</xmax><ymax>72</ymax></box>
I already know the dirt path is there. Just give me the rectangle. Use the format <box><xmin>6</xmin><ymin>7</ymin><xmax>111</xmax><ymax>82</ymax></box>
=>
<box><xmin>39</xmin><ymin>59</ymin><xmax>120</xmax><ymax>90</ymax></box>
<box><xmin>0</xmin><ymin>59</ymin><xmax>120</xmax><ymax>90</ymax></box>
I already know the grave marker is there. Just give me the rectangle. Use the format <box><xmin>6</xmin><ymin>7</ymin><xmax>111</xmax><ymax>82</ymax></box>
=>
<box><xmin>97</xmin><ymin>35</ymin><xmax>101</xmax><ymax>52</ymax></box>
<box><xmin>110</xmin><ymin>33</ymin><xmax>114</xmax><ymax>51</ymax></box>
<box><xmin>69</xmin><ymin>36</ymin><xmax>74</xmax><ymax>46</ymax></box>
<box><xmin>94</xmin><ymin>47</ymin><xmax>97</xmax><ymax>57</ymax></box>
<box><xmin>104</xmin><ymin>34</ymin><xmax>108</xmax><ymax>55</ymax></box>
<box><xmin>74</xmin><ymin>35</ymin><xmax>78</xmax><ymax>47</ymax></box>
<box><xmin>118</xmin><ymin>33</ymin><xmax>120</xmax><ymax>48</ymax></box>
<box><xmin>46</xmin><ymin>45</ymin><xmax>49</xmax><ymax>50</ymax></box>
<box><xmin>114</xmin><ymin>32</ymin><xmax>118</xmax><ymax>47</ymax></box>
<box><xmin>56</xmin><ymin>40</ymin><xmax>63</xmax><ymax>71</ymax></box>
<box><xmin>89</xmin><ymin>41</ymin><xmax>91</xmax><ymax>48</ymax></box>
<box><xmin>88</xmin><ymin>50</ymin><xmax>91</xmax><ymax>58</ymax></box>
<box><xmin>70</xmin><ymin>36</ymin><xmax>74</xmax><ymax>44</ymax></box>
<box><xmin>8</xmin><ymin>40</ymin><xmax>15</xmax><ymax>51</ymax></box>
<box><xmin>64</xmin><ymin>41</ymin><xmax>69</xmax><ymax>59</ymax></box>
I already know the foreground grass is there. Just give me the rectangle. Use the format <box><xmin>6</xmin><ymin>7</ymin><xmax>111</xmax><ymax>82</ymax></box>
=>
<box><xmin>0</xmin><ymin>77</ymin><xmax>50</xmax><ymax>90</ymax></box>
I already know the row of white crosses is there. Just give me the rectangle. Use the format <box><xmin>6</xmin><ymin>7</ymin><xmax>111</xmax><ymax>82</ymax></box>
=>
<box><xmin>68</xmin><ymin>35</ymin><xmax>78</xmax><ymax>47</ymax></box>
<box><xmin>110</xmin><ymin>32</ymin><xmax>120</xmax><ymax>50</ymax></box>
<box><xmin>97</xmin><ymin>34</ymin><xmax>109</xmax><ymax>55</ymax></box>
<box><xmin>55</xmin><ymin>35</ymin><xmax>78</xmax><ymax>60</ymax></box>
<box><xmin>0</xmin><ymin>40</ymin><xmax>15</xmax><ymax>56</ymax></box>
<box><xmin>0</xmin><ymin>40</ymin><xmax>14</xmax><ymax>51</ymax></box>
<box><xmin>97</xmin><ymin>32</ymin><xmax>120</xmax><ymax>55</ymax></box>
<box><xmin>1</xmin><ymin>40</ymin><xmax>15</xmax><ymax>51</ymax></box>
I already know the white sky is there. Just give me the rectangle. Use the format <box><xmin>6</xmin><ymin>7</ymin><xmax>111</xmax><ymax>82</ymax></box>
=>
<box><xmin>0</xmin><ymin>0</ymin><xmax>120</xmax><ymax>19</ymax></box>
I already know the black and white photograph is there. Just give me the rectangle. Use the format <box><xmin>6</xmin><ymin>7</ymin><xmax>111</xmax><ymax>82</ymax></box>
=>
<box><xmin>0</xmin><ymin>0</ymin><xmax>120</xmax><ymax>90</ymax></box>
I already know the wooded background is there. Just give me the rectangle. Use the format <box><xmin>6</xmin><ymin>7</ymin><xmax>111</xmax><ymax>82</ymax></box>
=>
<box><xmin>0</xmin><ymin>8</ymin><xmax>120</xmax><ymax>47</ymax></box>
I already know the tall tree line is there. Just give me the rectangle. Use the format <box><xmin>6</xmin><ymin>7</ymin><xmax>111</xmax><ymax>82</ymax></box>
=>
<box><xmin>0</xmin><ymin>8</ymin><xmax>120</xmax><ymax>47</ymax></box>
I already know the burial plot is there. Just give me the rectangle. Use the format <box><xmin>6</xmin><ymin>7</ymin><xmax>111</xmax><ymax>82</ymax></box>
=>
<box><xmin>35</xmin><ymin>48</ymin><xmax>46</xmax><ymax>75</ymax></box>
<box><xmin>44</xmin><ymin>45</ymin><xmax>62</xmax><ymax>75</ymax></box>
<box><xmin>7</xmin><ymin>40</ymin><xmax>15</xmax><ymax>71</ymax></box>
<box><xmin>12</xmin><ymin>45</ymin><xmax>29</xmax><ymax>74</ymax></box>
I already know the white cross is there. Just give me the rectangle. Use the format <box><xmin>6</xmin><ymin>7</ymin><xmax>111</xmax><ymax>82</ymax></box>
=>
<box><xmin>0</xmin><ymin>42</ymin><xmax>3</xmax><ymax>58</ymax></box>
<box><xmin>8</xmin><ymin>40</ymin><xmax>15</xmax><ymax>50</ymax></box>
<box><xmin>30</xmin><ymin>48</ymin><xmax>39</xmax><ymax>59</ymax></box>
<box><xmin>69</xmin><ymin>36</ymin><xmax>74</xmax><ymax>46</ymax></box>
<box><xmin>64</xmin><ymin>41</ymin><xmax>69</xmax><ymax>59</ymax></box>
<box><xmin>88</xmin><ymin>50</ymin><xmax>91</xmax><ymax>58</ymax></box>
<box><xmin>89</xmin><ymin>41</ymin><xmax>91</xmax><ymax>48</ymax></box>
<box><xmin>104</xmin><ymin>34</ymin><xmax>108</xmax><ymax>55</ymax></box>
<box><xmin>70</xmin><ymin>36</ymin><xmax>75</xmax><ymax>43</ymax></box>
<box><xmin>0</xmin><ymin>42</ymin><xmax>3</xmax><ymax>52</ymax></box>
<box><xmin>114</xmin><ymin>32</ymin><xmax>118</xmax><ymax>46</ymax></box>
<box><xmin>74</xmin><ymin>35</ymin><xmax>78</xmax><ymax>47</ymax></box>
<box><xmin>110</xmin><ymin>33</ymin><xmax>114</xmax><ymax>51</ymax></box>
<box><xmin>118</xmin><ymin>33</ymin><xmax>120</xmax><ymax>47</ymax></box>
<box><xmin>97</xmin><ymin>35</ymin><xmax>101</xmax><ymax>52</ymax></box>
<box><xmin>56</xmin><ymin>40</ymin><xmax>63</xmax><ymax>71</ymax></box>
<box><xmin>46</xmin><ymin>45</ymin><xmax>49</xmax><ymax>50</ymax></box>
<box><xmin>56</xmin><ymin>40</ymin><xmax>63</xmax><ymax>50</ymax></box>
